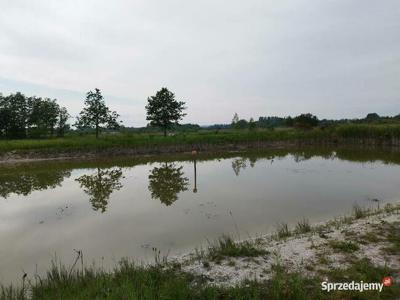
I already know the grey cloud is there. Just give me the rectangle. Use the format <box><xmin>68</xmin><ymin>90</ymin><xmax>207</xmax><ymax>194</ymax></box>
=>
<box><xmin>0</xmin><ymin>0</ymin><xmax>398</xmax><ymax>125</ymax></box>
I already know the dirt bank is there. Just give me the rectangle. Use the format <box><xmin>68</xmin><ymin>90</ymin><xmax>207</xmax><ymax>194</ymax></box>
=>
<box><xmin>1</xmin><ymin>137</ymin><xmax>399</xmax><ymax>163</ymax></box>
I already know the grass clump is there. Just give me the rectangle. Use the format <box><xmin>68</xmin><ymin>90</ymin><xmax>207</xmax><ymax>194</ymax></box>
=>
<box><xmin>358</xmin><ymin>231</ymin><xmax>380</xmax><ymax>244</ymax></box>
<box><xmin>328</xmin><ymin>240</ymin><xmax>360</xmax><ymax>253</ymax></box>
<box><xmin>276</xmin><ymin>222</ymin><xmax>291</xmax><ymax>239</ymax></box>
<box><xmin>295</xmin><ymin>218</ymin><xmax>312</xmax><ymax>234</ymax></box>
<box><xmin>208</xmin><ymin>235</ymin><xmax>268</xmax><ymax>262</ymax></box>
<box><xmin>352</xmin><ymin>203</ymin><xmax>369</xmax><ymax>219</ymax></box>
<box><xmin>382</xmin><ymin>222</ymin><xmax>400</xmax><ymax>255</ymax></box>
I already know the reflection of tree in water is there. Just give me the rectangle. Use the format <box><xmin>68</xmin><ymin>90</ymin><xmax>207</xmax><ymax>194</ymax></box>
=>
<box><xmin>0</xmin><ymin>169</ymin><xmax>71</xmax><ymax>198</ymax></box>
<box><xmin>231</xmin><ymin>158</ymin><xmax>247</xmax><ymax>176</ymax></box>
<box><xmin>249</xmin><ymin>157</ymin><xmax>258</xmax><ymax>168</ymax></box>
<box><xmin>76</xmin><ymin>168</ymin><xmax>124</xmax><ymax>213</ymax></box>
<box><xmin>148</xmin><ymin>163</ymin><xmax>189</xmax><ymax>206</ymax></box>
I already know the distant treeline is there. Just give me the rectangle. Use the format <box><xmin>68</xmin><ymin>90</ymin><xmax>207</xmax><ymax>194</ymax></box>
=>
<box><xmin>0</xmin><ymin>92</ymin><xmax>69</xmax><ymax>138</ymax></box>
<box><xmin>221</xmin><ymin>112</ymin><xmax>400</xmax><ymax>131</ymax></box>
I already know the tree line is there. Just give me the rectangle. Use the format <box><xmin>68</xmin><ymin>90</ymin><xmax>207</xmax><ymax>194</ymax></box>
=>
<box><xmin>0</xmin><ymin>92</ymin><xmax>70</xmax><ymax>138</ymax></box>
<box><xmin>1</xmin><ymin>87</ymin><xmax>398</xmax><ymax>139</ymax></box>
<box><xmin>0</xmin><ymin>87</ymin><xmax>187</xmax><ymax>139</ymax></box>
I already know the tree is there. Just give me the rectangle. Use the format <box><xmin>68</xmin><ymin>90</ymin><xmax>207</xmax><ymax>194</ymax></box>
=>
<box><xmin>236</xmin><ymin>119</ymin><xmax>249</xmax><ymax>129</ymax></box>
<box><xmin>0</xmin><ymin>92</ymin><xmax>69</xmax><ymax>139</ymax></box>
<box><xmin>28</xmin><ymin>97</ymin><xmax>59</xmax><ymax>136</ymax></box>
<box><xmin>232</xmin><ymin>113</ymin><xmax>239</xmax><ymax>128</ymax></box>
<box><xmin>0</xmin><ymin>94</ymin><xmax>11</xmax><ymax>137</ymax></box>
<box><xmin>293</xmin><ymin>113</ymin><xmax>319</xmax><ymax>129</ymax></box>
<box><xmin>285</xmin><ymin>116</ymin><xmax>294</xmax><ymax>127</ymax></box>
<box><xmin>365</xmin><ymin>113</ymin><xmax>380</xmax><ymax>122</ymax></box>
<box><xmin>148</xmin><ymin>163</ymin><xmax>189</xmax><ymax>206</ymax></box>
<box><xmin>3</xmin><ymin>92</ymin><xmax>28</xmax><ymax>138</ymax></box>
<box><xmin>75</xmin><ymin>88</ymin><xmax>120</xmax><ymax>138</ymax></box>
<box><xmin>57</xmin><ymin>107</ymin><xmax>70</xmax><ymax>137</ymax></box>
<box><xmin>145</xmin><ymin>88</ymin><xmax>186</xmax><ymax>137</ymax></box>
<box><xmin>249</xmin><ymin>117</ymin><xmax>256</xmax><ymax>131</ymax></box>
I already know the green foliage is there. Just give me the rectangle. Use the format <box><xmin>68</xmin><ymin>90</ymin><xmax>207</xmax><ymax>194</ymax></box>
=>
<box><xmin>365</xmin><ymin>113</ymin><xmax>380</xmax><ymax>122</ymax></box>
<box><xmin>328</xmin><ymin>240</ymin><xmax>360</xmax><ymax>253</ymax></box>
<box><xmin>57</xmin><ymin>107</ymin><xmax>70</xmax><ymax>137</ymax></box>
<box><xmin>249</xmin><ymin>118</ymin><xmax>256</xmax><ymax>131</ymax></box>
<box><xmin>208</xmin><ymin>235</ymin><xmax>268</xmax><ymax>262</ymax></box>
<box><xmin>0</xmin><ymin>92</ymin><xmax>28</xmax><ymax>138</ymax></box>
<box><xmin>3</xmin><ymin>256</ymin><xmax>399</xmax><ymax>300</ymax></box>
<box><xmin>0</xmin><ymin>92</ymin><xmax>69</xmax><ymax>139</ymax></box>
<box><xmin>276</xmin><ymin>222</ymin><xmax>291</xmax><ymax>239</ymax></box>
<box><xmin>75</xmin><ymin>89</ymin><xmax>120</xmax><ymax>138</ymax></box>
<box><xmin>0</xmin><ymin>124</ymin><xmax>399</xmax><ymax>154</ymax></box>
<box><xmin>293</xmin><ymin>113</ymin><xmax>319</xmax><ymax>129</ymax></box>
<box><xmin>145</xmin><ymin>88</ymin><xmax>186</xmax><ymax>136</ymax></box>
<box><xmin>295</xmin><ymin>218</ymin><xmax>312</xmax><ymax>234</ymax></box>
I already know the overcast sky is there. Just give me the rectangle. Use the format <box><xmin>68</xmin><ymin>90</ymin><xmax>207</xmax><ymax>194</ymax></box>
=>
<box><xmin>0</xmin><ymin>0</ymin><xmax>399</xmax><ymax>126</ymax></box>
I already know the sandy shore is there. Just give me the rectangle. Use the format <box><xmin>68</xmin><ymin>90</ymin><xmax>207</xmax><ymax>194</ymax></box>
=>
<box><xmin>174</xmin><ymin>202</ymin><xmax>400</xmax><ymax>287</ymax></box>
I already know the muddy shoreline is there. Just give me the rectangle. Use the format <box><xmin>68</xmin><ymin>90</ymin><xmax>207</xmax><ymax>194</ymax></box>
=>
<box><xmin>1</xmin><ymin>138</ymin><xmax>399</xmax><ymax>164</ymax></box>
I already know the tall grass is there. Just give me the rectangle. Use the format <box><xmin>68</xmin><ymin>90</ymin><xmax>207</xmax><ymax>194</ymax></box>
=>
<box><xmin>2</xmin><ymin>256</ymin><xmax>398</xmax><ymax>300</ymax></box>
<box><xmin>207</xmin><ymin>235</ymin><xmax>268</xmax><ymax>262</ymax></box>
<box><xmin>1</xmin><ymin>124</ymin><xmax>399</xmax><ymax>154</ymax></box>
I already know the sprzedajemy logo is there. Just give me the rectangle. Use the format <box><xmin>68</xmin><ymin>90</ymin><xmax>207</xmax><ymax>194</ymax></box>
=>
<box><xmin>321</xmin><ymin>277</ymin><xmax>393</xmax><ymax>293</ymax></box>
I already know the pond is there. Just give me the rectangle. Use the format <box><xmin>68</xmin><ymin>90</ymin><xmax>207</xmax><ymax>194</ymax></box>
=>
<box><xmin>1</xmin><ymin>147</ymin><xmax>400</xmax><ymax>284</ymax></box>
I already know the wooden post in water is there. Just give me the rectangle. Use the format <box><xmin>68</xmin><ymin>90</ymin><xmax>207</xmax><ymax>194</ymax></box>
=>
<box><xmin>192</xmin><ymin>150</ymin><xmax>198</xmax><ymax>193</ymax></box>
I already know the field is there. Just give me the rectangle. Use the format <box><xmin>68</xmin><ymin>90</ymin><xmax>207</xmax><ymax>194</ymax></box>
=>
<box><xmin>0</xmin><ymin>124</ymin><xmax>400</xmax><ymax>154</ymax></box>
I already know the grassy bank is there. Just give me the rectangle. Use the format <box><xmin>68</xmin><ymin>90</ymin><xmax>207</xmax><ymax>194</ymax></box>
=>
<box><xmin>0</xmin><ymin>124</ymin><xmax>400</xmax><ymax>155</ymax></box>
<box><xmin>2</xmin><ymin>203</ymin><xmax>399</xmax><ymax>300</ymax></box>
<box><xmin>3</xmin><ymin>257</ymin><xmax>397</xmax><ymax>300</ymax></box>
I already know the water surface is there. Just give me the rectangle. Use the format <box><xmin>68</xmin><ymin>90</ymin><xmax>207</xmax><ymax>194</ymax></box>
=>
<box><xmin>1</xmin><ymin>147</ymin><xmax>400</xmax><ymax>284</ymax></box>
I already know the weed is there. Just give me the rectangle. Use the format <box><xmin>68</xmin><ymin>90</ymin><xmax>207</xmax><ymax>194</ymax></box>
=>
<box><xmin>328</xmin><ymin>240</ymin><xmax>360</xmax><ymax>253</ymax></box>
<box><xmin>276</xmin><ymin>222</ymin><xmax>291</xmax><ymax>239</ymax></box>
<box><xmin>295</xmin><ymin>218</ymin><xmax>312</xmax><ymax>234</ymax></box>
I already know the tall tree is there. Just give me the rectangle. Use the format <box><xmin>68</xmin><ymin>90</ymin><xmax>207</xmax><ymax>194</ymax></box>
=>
<box><xmin>28</xmin><ymin>97</ymin><xmax>59</xmax><ymax>136</ymax></box>
<box><xmin>75</xmin><ymin>88</ymin><xmax>120</xmax><ymax>138</ymax></box>
<box><xmin>232</xmin><ymin>113</ymin><xmax>239</xmax><ymax>126</ymax></box>
<box><xmin>57</xmin><ymin>107</ymin><xmax>70</xmax><ymax>137</ymax></box>
<box><xmin>4</xmin><ymin>93</ymin><xmax>28</xmax><ymax>138</ymax></box>
<box><xmin>145</xmin><ymin>88</ymin><xmax>186</xmax><ymax>136</ymax></box>
<box><xmin>0</xmin><ymin>94</ymin><xmax>11</xmax><ymax>137</ymax></box>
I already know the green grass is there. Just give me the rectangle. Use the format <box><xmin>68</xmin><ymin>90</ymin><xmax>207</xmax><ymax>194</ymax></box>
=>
<box><xmin>295</xmin><ymin>218</ymin><xmax>312</xmax><ymax>234</ymax></box>
<box><xmin>381</xmin><ymin>222</ymin><xmax>400</xmax><ymax>255</ymax></box>
<box><xmin>2</xmin><ymin>257</ymin><xmax>398</xmax><ymax>300</ymax></box>
<box><xmin>0</xmin><ymin>124</ymin><xmax>399</xmax><ymax>154</ymax></box>
<box><xmin>328</xmin><ymin>240</ymin><xmax>360</xmax><ymax>253</ymax></box>
<box><xmin>207</xmin><ymin>235</ymin><xmax>269</xmax><ymax>263</ymax></box>
<box><xmin>352</xmin><ymin>204</ymin><xmax>369</xmax><ymax>219</ymax></box>
<box><xmin>276</xmin><ymin>222</ymin><xmax>291</xmax><ymax>239</ymax></box>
